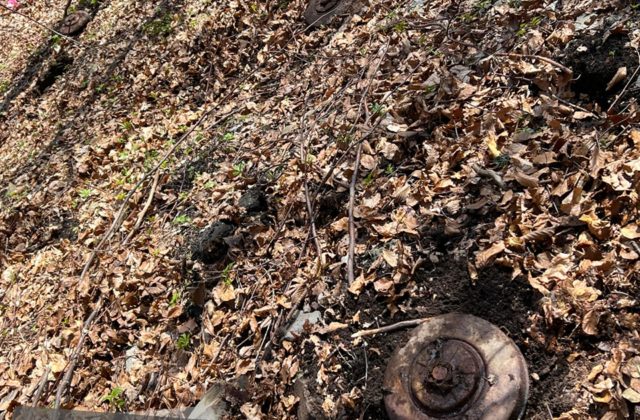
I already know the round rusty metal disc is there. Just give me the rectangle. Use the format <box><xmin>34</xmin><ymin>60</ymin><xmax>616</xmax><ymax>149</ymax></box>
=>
<box><xmin>59</xmin><ymin>10</ymin><xmax>91</xmax><ymax>36</ymax></box>
<box><xmin>303</xmin><ymin>0</ymin><xmax>350</xmax><ymax>28</ymax></box>
<box><xmin>384</xmin><ymin>313</ymin><xmax>529</xmax><ymax>420</ymax></box>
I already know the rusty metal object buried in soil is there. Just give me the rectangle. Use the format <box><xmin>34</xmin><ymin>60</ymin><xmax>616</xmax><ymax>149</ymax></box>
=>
<box><xmin>59</xmin><ymin>10</ymin><xmax>91</xmax><ymax>36</ymax></box>
<box><xmin>303</xmin><ymin>0</ymin><xmax>351</xmax><ymax>28</ymax></box>
<box><xmin>384</xmin><ymin>313</ymin><xmax>529</xmax><ymax>419</ymax></box>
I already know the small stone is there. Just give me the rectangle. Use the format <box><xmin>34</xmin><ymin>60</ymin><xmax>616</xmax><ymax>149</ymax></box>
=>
<box><xmin>284</xmin><ymin>311</ymin><xmax>322</xmax><ymax>340</ymax></box>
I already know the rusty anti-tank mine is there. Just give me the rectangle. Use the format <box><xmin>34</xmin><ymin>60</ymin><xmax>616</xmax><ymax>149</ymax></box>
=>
<box><xmin>59</xmin><ymin>10</ymin><xmax>91</xmax><ymax>36</ymax></box>
<box><xmin>303</xmin><ymin>0</ymin><xmax>352</xmax><ymax>28</ymax></box>
<box><xmin>384</xmin><ymin>313</ymin><xmax>529</xmax><ymax>419</ymax></box>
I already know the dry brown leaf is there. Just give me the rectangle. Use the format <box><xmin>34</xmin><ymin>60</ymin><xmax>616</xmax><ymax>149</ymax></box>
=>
<box><xmin>476</xmin><ymin>241</ymin><xmax>505</xmax><ymax>268</ymax></box>
<box><xmin>382</xmin><ymin>249</ymin><xmax>398</xmax><ymax>268</ymax></box>
<box><xmin>582</xmin><ymin>309</ymin><xmax>599</xmax><ymax>335</ymax></box>
<box><xmin>621</xmin><ymin>224</ymin><xmax>640</xmax><ymax>239</ymax></box>
<box><xmin>514</xmin><ymin>170</ymin><xmax>538</xmax><ymax>188</ymax></box>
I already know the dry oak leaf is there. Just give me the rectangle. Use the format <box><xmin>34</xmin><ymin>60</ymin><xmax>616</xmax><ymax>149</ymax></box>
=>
<box><xmin>582</xmin><ymin>309</ymin><xmax>600</xmax><ymax>335</ymax></box>
<box><xmin>476</xmin><ymin>241</ymin><xmax>505</xmax><ymax>268</ymax></box>
<box><xmin>622</xmin><ymin>388</ymin><xmax>640</xmax><ymax>403</ymax></box>
<box><xmin>621</xmin><ymin>223</ymin><xmax>640</xmax><ymax>239</ymax></box>
<box><xmin>213</xmin><ymin>283</ymin><xmax>236</xmax><ymax>304</ymax></box>
<box><xmin>580</xmin><ymin>213</ymin><xmax>612</xmax><ymax>240</ymax></box>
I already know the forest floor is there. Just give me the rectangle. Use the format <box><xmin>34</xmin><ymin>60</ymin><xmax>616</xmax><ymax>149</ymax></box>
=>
<box><xmin>1</xmin><ymin>0</ymin><xmax>640</xmax><ymax>418</ymax></box>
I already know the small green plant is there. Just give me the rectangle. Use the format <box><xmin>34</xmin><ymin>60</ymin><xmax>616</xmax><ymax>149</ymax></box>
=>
<box><xmin>120</xmin><ymin>120</ymin><xmax>134</xmax><ymax>131</ymax></box>
<box><xmin>424</xmin><ymin>84</ymin><xmax>437</xmax><ymax>94</ymax></box>
<box><xmin>173</xmin><ymin>214</ymin><xmax>191</xmax><ymax>225</ymax></box>
<box><xmin>176</xmin><ymin>333</ymin><xmax>190</xmax><ymax>350</ymax></box>
<box><xmin>168</xmin><ymin>290</ymin><xmax>180</xmax><ymax>307</ymax></box>
<box><xmin>337</xmin><ymin>133</ymin><xmax>353</xmax><ymax>146</ymax></box>
<box><xmin>79</xmin><ymin>0</ymin><xmax>100</xmax><ymax>8</ymax></box>
<box><xmin>222</xmin><ymin>262</ymin><xmax>234</xmax><ymax>286</ymax></box>
<box><xmin>222</xmin><ymin>132</ymin><xmax>235</xmax><ymax>142</ymax></box>
<box><xmin>369</xmin><ymin>103</ymin><xmax>385</xmax><ymax>116</ymax></box>
<box><xmin>393</xmin><ymin>21</ymin><xmax>408</xmax><ymax>33</ymax></box>
<box><xmin>232</xmin><ymin>162</ymin><xmax>246</xmax><ymax>177</ymax></box>
<box><xmin>385</xmin><ymin>164</ymin><xmax>394</xmax><ymax>175</ymax></box>
<box><xmin>78</xmin><ymin>189</ymin><xmax>92</xmax><ymax>199</ymax></box>
<box><xmin>204</xmin><ymin>180</ymin><xmax>215</xmax><ymax>190</ymax></box>
<box><xmin>517</xmin><ymin>16</ymin><xmax>543</xmax><ymax>37</ymax></box>
<box><xmin>474</xmin><ymin>0</ymin><xmax>493</xmax><ymax>12</ymax></box>
<box><xmin>102</xmin><ymin>387</ymin><xmax>125</xmax><ymax>410</ymax></box>
<box><xmin>115</xmin><ymin>192</ymin><xmax>126</xmax><ymax>201</ymax></box>
<box><xmin>494</xmin><ymin>154</ymin><xmax>510</xmax><ymax>168</ymax></box>
<box><xmin>460</xmin><ymin>12</ymin><xmax>475</xmax><ymax>22</ymax></box>
<box><xmin>0</xmin><ymin>80</ymin><xmax>9</xmax><ymax>94</ymax></box>
<box><xmin>363</xmin><ymin>171</ymin><xmax>375</xmax><ymax>186</ymax></box>
<box><xmin>144</xmin><ymin>12</ymin><xmax>174</xmax><ymax>37</ymax></box>
<box><xmin>95</xmin><ymin>83</ymin><xmax>106</xmax><ymax>93</ymax></box>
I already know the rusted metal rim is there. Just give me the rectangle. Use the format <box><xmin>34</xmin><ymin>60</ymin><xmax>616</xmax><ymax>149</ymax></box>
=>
<box><xmin>303</xmin><ymin>0</ymin><xmax>348</xmax><ymax>28</ymax></box>
<box><xmin>59</xmin><ymin>10</ymin><xmax>91</xmax><ymax>36</ymax></box>
<box><xmin>384</xmin><ymin>313</ymin><xmax>529</xmax><ymax>420</ymax></box>
<box><xmin>315</xmin><ymin>0</ymin><xmax>340</xmax><ymax>13</ymax></box>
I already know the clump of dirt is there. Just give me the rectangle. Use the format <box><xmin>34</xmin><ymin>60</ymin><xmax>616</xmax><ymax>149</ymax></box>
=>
<box><xmin>238</xmin><ymin>187</ymin><xmax>268</xmax><ymax>214</ymax></box>
<box><xmin>295</xmin><ymin>261</ymin><xmax>589</xmax><ymax>419</ymax></box>
<box><xmin>191</xmin><ymin>220</ymin><xmax>236</xmax><ymax>264</ymax></box>
<box><xmin>563</xmin><ymin>33</ymin><xmax>638</xmax><ymax>106</ymax></box>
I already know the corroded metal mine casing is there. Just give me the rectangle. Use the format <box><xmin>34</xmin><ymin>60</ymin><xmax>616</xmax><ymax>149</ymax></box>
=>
<box><xmin>384</xmin><ymin>313</ymin><xmax>529</xmax><ymax>420</ymax></box>
<box><xmin>59</xmin><ymin>10</ymin><xmax>91</xmax><ymax>36</ymax></box>
<box><xmin>303</xmin><ymin>0</ymin><xmax>350</xmax><ymax>28</ymax></box>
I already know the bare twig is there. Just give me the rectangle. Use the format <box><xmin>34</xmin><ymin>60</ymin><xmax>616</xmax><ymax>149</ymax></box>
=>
<box><xmin>122</xmin><ymin>170</ymin><xmax>160</xmax><ymax>246</ymax></box>
<box><xmin>550</xmin><ymin>94</ymin><xmax>599</xmax><ymax>118</ymax></box>
<box><xmin>496</xmin><ymin>53</ymin><xmax>573</xmax><ymax>75</ymax></box>
<box><xmin>351</xmin><ymin>318</ymin><xmax>428</xmax><ymax>338</ymax></box>
<box><xmin>608</xmin><ymin>48</ymin><xmax>640</xmax><ymax>113</ymax></box>
<box><xmin>347</xmin><ymin>142</ymin><xmax>363</xmax><ymax>285</ymax></box>
<box><xmin>0</xmin><ymin>3</ymin><xmax>81</xmax><ymax>45</ymax></box>
<box><xmin>471</xmin><ymin>163</ymin><xmax>506</xmax><ymax>190</ymax></box>
<box><xmin>32</xmin><ymin>367</ymin><xmax>51</xmax><ymax>406</ymax></box>
<box><xmin>54</xmin><ymin>299</ymin><xmax>104</xmax><ymax>408</ymax></box>
<box><xmin>347</xmin><ymin>43</ymin><xmax>388</xmax><ymax>285</ymax></box>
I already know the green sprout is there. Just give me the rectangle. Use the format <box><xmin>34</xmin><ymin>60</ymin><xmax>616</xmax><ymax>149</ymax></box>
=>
<box><xmin>173</xmin><ymin>214</ymin><xmax>191</xmax><ymax>225</ymax></box>
<box><xmin>168</xmin><ymin>290</ymin><xmax>180</xmax><ymax>307</ymax></box>
<box><xmin>232</xmin><ymin>162</ymin><xmax>246</xmax><ymax>177</ymax></box>
<box><xmin>176</xmin><ymin>333</ymin><xmax>190</xmax><ymax>350</ymax></box>
<box><xmin>494</xmin><ymin>154</ymin><xmax>510</xmax><ymax>168</ymax></box>
<box><xmin>369</xmin><ymin>103</ymin><xmax>385</xmax><ymax>116</ymax></box>
<box><xmin>78</xmin><ymin>189</ymin><xmax>92</xmax><ymax>199</ymax></box>
<box><xmin>222</xmin><ymin>262</ymin><xmax>234</xmax><ymax>286</ymax></box>
<box><xmin>102</xmin><ymin>387</ymin><xmax>125</xmax><ymax>410</ymax></box>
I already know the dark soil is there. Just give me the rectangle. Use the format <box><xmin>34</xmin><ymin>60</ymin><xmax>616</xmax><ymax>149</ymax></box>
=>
<box><xmin>563</xmin><ymin>33</ymin><xmax>639</xmax><ymax>107</ymax></box>
<box><xmin>190</xmin><ymin>220</ymin><xmax>236</xmax><ymax>264</ymax></box>
<box><xmin>295</xmin><ymin>261</ymin><xmax>590</xmax><ymax>419</ymax></box>
<box><xmin>238</xmin><ymin>188</ymin><xmax>268</xmax><ymax>214</ymax></box>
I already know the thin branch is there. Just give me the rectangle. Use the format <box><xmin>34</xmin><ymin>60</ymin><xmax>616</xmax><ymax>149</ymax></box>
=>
<box><xmin>54</xmin><ymin>299</ymin><xmax>103</xmax><ymax>408</ymax></box>
<box><xmin>472</xmin><ymin>163</ymin><xmax>506</xmax><ymax>190</ymax></box>
<box><xmin>32</xmin><ymin>367</ymin><xmax>51</xmax><ymax>406</ymax></box>
<box><xmin>496</xmin><ymin>53</ymin><xmax>573</xmax><ymax>75</ymax></box>
<box><xmin>122</xmin><ymin>170</ymin><xmax>160</xmax><ymax>246</ymax></box>
<box><xmin>351</xmin><ymin>318</ymin><xmax>428</xmax><ymax>338</ymax></box>
<box><xmin>0</xmin><ymin>3</ymin><xmax>81</xmax><ymax>45</ymax></box>
<box><xmin>347</xmin><ymin>142</ymin><xmax>362</xmax><ymax>285</ymax></box>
